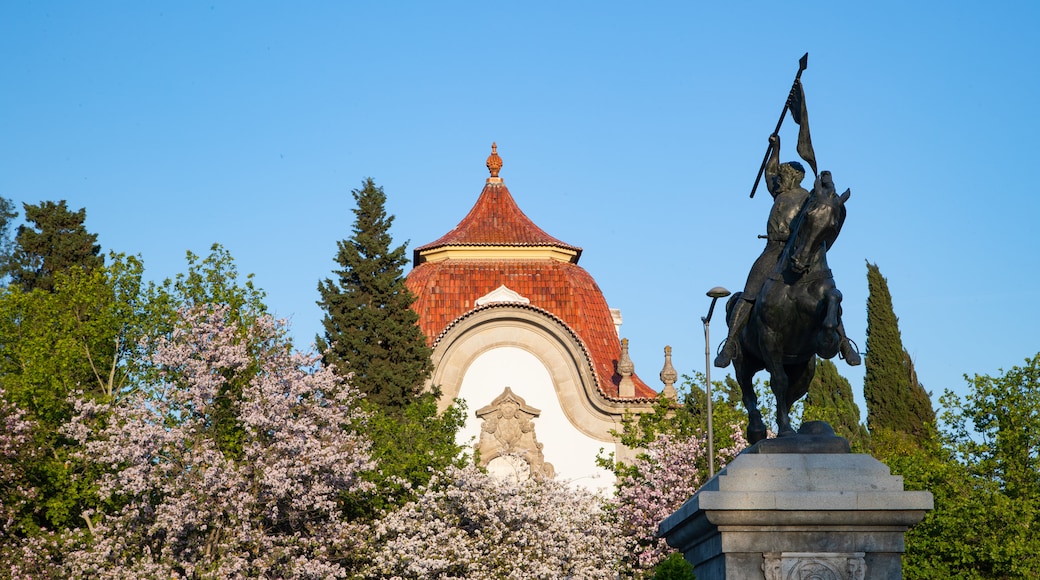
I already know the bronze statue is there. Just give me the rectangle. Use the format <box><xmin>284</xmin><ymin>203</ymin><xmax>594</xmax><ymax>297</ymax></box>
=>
<box><xmin>715</xmin><ymin>135</ymin><xmax>859</xmax><ymax>372</ymax></box>
<box><xmin>714</xmin><ymin>54</ymin><xmax>859</xmax><ymax>444</ymax></box>
<box><xmin>722</xmin><ymin>163</ymin><xmax>855</xmax><ymax>443</ymax></box>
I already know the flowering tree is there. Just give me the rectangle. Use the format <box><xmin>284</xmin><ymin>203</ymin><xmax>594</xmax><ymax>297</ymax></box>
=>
<box><xmin>367</xmin><ymin>463</ymin><xmax>623</xmax><ymax>579</ymax></box>
<box><xmin>601</xmin><ymin>379</ymin><xmax>750</xmax><ymax>576</ymax></box>
<box><xmin>58</xmin><ymin>305</ymin><xmax>375</xmax><ymax>578</ymax></box>
<box><xmin>0</xmin><ymin>389</ymin><xmax>37</xmax><ymax>537</ymax></box>
<box><xmin>613</xmin><ymin>428</ymin><xmax>746</xmax><ymax>571</ymax></box>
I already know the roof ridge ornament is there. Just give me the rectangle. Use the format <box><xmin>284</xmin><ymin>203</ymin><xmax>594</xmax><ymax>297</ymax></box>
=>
<box><xmin>660</xmin><ymin>345</ymin><xmax>678</xmax><ymax>400</ymax></box>
<box><xmin>618</xmin><ymin>338</ymin><xmax>636</xmax><ymax>398</ymax></box>
<box><xmin>486</xmin><ymin>142</ymin><xmax>503</xmax><ymax>182</ymax></box>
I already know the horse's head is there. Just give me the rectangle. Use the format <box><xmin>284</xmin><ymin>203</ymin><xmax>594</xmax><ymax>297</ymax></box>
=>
<box><xmin>787</xmin><ymin>172</ymin><xmax>850</xmax><ymax>274</ymax></box>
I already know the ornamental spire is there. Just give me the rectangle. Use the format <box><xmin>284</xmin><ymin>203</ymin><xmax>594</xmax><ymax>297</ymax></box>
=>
<box><xmin>618</xmin><ymin>338</ymin><xmax>636</xmax><ymax>398</ymax></box>
<box><xmin>660</xmin><ymin>345</ymin><xmax>678</xmax><ymax>400</ymax></box>
<box><xmin>486</xmin><ymin>142</ymin><xmax>503</xmax><ymax>182</ymax></box>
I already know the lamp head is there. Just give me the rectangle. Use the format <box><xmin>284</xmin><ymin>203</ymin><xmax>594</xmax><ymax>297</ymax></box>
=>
<box><xmin>706</xmin><ymin>286</ymin><xmax>731</xmax><ymax>299</ymax></box>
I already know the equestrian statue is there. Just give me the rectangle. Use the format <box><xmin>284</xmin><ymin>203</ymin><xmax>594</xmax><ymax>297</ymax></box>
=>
<box><xmin>713</xmin><ymin>54</ymin><xmax>860</xmax><ymax>444</ymax></box>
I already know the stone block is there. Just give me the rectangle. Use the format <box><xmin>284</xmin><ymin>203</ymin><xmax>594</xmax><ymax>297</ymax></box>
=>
<box><xmin>659</xmin><ymin>452</ymin><xmax>933</xmax><ymax>579</ymax></box>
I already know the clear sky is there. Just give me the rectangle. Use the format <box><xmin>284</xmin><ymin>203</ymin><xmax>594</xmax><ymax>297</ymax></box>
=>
<box><xmin>2</xmin><ymin>2</ymin><xmax>1038</xmax><ymax>417</ymax></box>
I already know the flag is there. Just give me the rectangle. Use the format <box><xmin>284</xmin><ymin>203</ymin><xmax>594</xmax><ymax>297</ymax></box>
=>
<box><xmin>788</xmin><ymin>79</ymin><xmax>818</xmax><ymax>177</ymax></box>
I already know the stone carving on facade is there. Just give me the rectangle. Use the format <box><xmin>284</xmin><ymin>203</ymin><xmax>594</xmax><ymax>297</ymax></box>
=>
<box><xmin>475</xmin><ymin>284</ymin><xmax>530</xmax><ymax>306</ymax></box>
<box><xmin>475</xmin><ymin>387</ymin><xmax>554</xmax><ymax>481</ymax></box>
<box><xmin>762</xmin><ymin>552</ymin><xmax>866</xmax><ymax>580</ymax></box>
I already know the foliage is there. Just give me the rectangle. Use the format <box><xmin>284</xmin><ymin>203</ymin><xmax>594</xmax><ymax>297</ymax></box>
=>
<box><xmin>0</xmin><ymin>197</ymin><xmax>18</xmax><ymax>281</ymax></box>
<box><xmin>367</xmin><ymin>463</ymin><xmax>623</xmax><ymax>579</ymax></box>
<box><xmin>651</xmin><ymin>552</ymin><xmax>697</xmax><ymax>580</ymax></box>
<box><xmin>603</xmin><ymin>378</ymin><xmax>748</xmax><ymax>575</ymax></box>
<box><xmin>944</xmin><ymin>354</ymin><xmax>1040</xmax><ymax>501</ymax></box>
<box><xmin>317</xmin><ymin>178</ymin><xmax>433</xmax><ymax>413</ymax></box>
<box><xmin>0</xmin><ymin>254</ymin><xmax>151</xmax><ymax>534</ymax></box>
<box><xmin>886</xmin><ymin>354</ymin><xmax>1040</xmax><ymax>579</ymax></box>
<box><xmin>141</xmin><ymin>244</ymin><xmax>272</xmax><ymax>461</ymax></box>
<box><xmin>802</xmin><ymin>357</ymin><xmax>870</xmax><ymax>452</ymax></box>
<box><xmin>54</xmin><ymin>305</ymin><xmax>375</xmax><ymax>578</ymax></box>
<box><xmin>345</xmin><ymin>395</ymin><xmax>467</xmax><ymax>520</ymax></box>
<box><xmin>5</xmin><ymin>200</ymin><xmax>103</xmax><ymax>293</ymax></box>
<box><xmin>863</xmin><ymin>261</ymin><xmax>935</xmax><ymax>439</ymax></box>
<box><xmin>157</xmin><ymin>244</ymin><xmax>267</xmax><ymax>322</ymax></box>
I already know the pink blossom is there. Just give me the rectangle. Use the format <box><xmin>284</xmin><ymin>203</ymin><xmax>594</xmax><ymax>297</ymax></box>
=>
<box><xmin>368</xmin><ymin>462</ymin><xmax>623</xmax><ymax>579</ymax></box>
<box><xmin>613</xmin><ymin>423</ymin><xmax>748</xmax><ymax>572</ymax></box>
<box><xmin>58</xmin><ymin>305</ymin><xmax>375</xmax><ymax>578</ymax></box>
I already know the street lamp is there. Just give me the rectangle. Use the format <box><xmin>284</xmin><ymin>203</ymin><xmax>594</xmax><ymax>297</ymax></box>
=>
<box><xmin>702</xmin><ymin>286</ymin><xmax>731</xmax><ymax>478</ymax></box>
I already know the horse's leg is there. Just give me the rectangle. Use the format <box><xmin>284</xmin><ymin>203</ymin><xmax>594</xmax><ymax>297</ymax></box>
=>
<box><xmin>784</xmin><ymin>357</ymin><xmax>817</xmax><ymax>418</ymax></box>
<box><xmin>816</xmin><ymin>287</ymin><xmax>842</xmax><ymax>359</ymax></box>
<box><xmin>735</xmin><ymin>359</ymin><xmax>766</xmax><ymax>444</ymax></box>
<box><xmin>759</xmin><ymin>327</ymin><xmax>796</xmax><ymax>437</ymax></box>
<box><xmin>771</xmin><ymin>371</ymin><xmax>796</xmax><ymax>437</ymax></box>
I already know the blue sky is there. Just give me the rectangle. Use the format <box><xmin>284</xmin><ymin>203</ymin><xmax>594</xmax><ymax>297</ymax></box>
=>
<box><xmin>2</xmin><ymin>2</ymin><xmax>1038</xmax><ymax>418</ymax></box>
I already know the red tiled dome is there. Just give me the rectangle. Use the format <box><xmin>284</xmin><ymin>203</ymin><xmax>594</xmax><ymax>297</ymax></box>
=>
<box><xmin>407</xmin><ymin>147</ymin><xmax>655</xmax><ymax>400</ymax></box>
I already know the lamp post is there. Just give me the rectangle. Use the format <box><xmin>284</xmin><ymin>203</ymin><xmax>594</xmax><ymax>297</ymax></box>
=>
<box><xmin>702</xmin><ymin>286</ymin><xmax>731</xmax><ymax>478</ymax></box>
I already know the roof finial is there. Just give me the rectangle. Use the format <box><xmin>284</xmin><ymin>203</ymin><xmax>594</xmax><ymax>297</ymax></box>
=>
<box><xmin>660</xmin><ymin>345</ymin><xmax>678</xmax><ymax>400</ymax></box>
<box><xmin>618</xmin><ymin>337</ymin><xmax>636</xmax><ymax>398</ymax></box>
<box><xmin>486</xmin><ymin>142</ymin><xmax>503</xmax><ymax>182</ymax></box>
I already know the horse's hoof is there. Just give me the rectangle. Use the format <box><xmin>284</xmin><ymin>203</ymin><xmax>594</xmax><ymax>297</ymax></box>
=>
<box><xmin>778</xmin><ymin>428</ymin><xmax>798</xmax><ymax>438</ymax></box>
<box><xmin>747</xmin><ymin>428</ymin><xmax>767</xmax><ymax>444</ymax></box>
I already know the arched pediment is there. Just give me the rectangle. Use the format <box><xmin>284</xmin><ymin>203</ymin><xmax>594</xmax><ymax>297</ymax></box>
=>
<box><xmin>428</xmin><ymin>304</ymin><xmax>653</xmax><ymax>441</ymax></box>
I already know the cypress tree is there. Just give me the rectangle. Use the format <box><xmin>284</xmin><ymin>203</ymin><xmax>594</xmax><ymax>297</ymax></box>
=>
<box><xmin>317</xmin><ymin>178</ymin><xmax>433</xmax><ymax>413</ymax></box>
<box><xmin>802</xmin><ymin>357</ymin><xmax>870</xmax><ymax>451</ymax></box>
<box><xmin>863</xmin><ymin>261</ymin><xmax>935</xmax><ymax>439</ymax></box>
<box><xmin>6</xmin><ymin>200</ymin><xmax>103</xmax><ymax>292</ymax></box>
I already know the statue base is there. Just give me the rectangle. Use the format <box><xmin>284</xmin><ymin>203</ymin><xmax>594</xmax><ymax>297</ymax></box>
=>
<box><xmin>657</xmin><ymin>446</ymin><xmax>933</xmax><ymax>579</ymax></box>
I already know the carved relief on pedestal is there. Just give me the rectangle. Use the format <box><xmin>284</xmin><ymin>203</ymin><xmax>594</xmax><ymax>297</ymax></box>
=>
<box><xmin>475</xmin><ymin>387</ymin><xmax>554</xmax><ymax>481</ymax></box>
<box><xmin>762</xmin><ymin>552</ymin><xmax>866</xmax><ymax>580</ymax></box>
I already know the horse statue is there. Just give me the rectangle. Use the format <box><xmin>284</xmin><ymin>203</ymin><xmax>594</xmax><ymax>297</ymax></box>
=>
<box><xmin>725</xmin><ymin>171</ymin><xmax>851</xmax><ymax>444</ymax></box>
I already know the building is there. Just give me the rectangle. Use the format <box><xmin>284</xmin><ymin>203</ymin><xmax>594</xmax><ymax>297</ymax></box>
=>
<box><xmin>406</xmin><ymin>144</ymin><xmax>673</xmax><ymax>491</ymax></box>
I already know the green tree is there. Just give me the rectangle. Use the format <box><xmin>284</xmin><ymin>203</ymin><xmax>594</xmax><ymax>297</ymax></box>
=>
<box><xmin>802</xmin><ymin>357</ymin><xmax>871</xmax><ymax>452</ymax></box>
<box><xmin>316</xmin><ymin>179</ymin><xmax>464</xmax><ymax>518</ymax></box>
<box><xmin>317</xmin><ymin>178</ymin><xmax>433</xmax><ymax>413</ymax></box>
<box><xmin>893</xmin><ymin>355</ymin><xmax>1040</xmax><ymax>579</ymax></box>
<box><xmin>651</xmin><ymin>552</ymin><xmax>697</xmax><ymax>580</ymax></box>
<box><xmin>0</xmin><ymin>197</ymin><xmax>18</xmax><ymax>282</ymax></box>
<box><xmin>143</xmin><ymin>244</ymin><xmax>271</xmax><ymax>461</ymax></box>
<box><xmin>344</xmin><ymin>397</ymin><xmax>467</xmax><ymax>520</ymax></box>
<box><xmin>0</xmin><ymin>254</ymin><xmax>150</xmax><ymax>534</ymax></box>
<box><xmin>5</xmin><ymin>200</ymin><xmax>103</xmax><ymax>293</ymax></box>
<box><xmin>945</xmin><ymin>354</ymin><xmax>1040</xmax><ymax>502</ymax></box>
<box><xmin>863</xmin><ymin>261</ymin><xmax>935</xmax><ymax>441</ymax></box>
<box><xmin>0</xmin><ymin>242</ymin><xmax>268</xmax><ymax>538</ymax></box>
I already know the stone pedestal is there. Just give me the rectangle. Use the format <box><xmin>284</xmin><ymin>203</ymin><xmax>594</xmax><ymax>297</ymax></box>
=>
<box><xmin>658</xmin><ymin>448</ymin><xmax>933</xmax><ymax>579</ymax></box>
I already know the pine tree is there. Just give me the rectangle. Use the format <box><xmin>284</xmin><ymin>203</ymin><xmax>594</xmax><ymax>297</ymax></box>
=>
<box><xmin>316</xmin><ymin>179</ymin><xmax>462</xmax><ymax>519</ymax></box>
<box><xmin>802</xmin><ymin>357</ymin><xmax>870</xmax><ymax>451</ymax></box>
<box><xmin>317</xmin><ymin>178</ymin><xmax>433</xmax><ymax>412</ymax></box>
<box><xmin>6</xmin><ymin>200</ymin><xmax>103</xmax><ymax>292</ymax></box>
<box><xmin>863</xmin><ymin>261</ymin><xmax>935</xmax><ymax>440</ymax></box>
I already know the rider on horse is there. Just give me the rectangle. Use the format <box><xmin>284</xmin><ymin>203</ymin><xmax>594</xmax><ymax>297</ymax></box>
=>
<box><xmin>714</xmin><ymin>133</ymin><xmax>861</xmax><ymax>369</ymax></box>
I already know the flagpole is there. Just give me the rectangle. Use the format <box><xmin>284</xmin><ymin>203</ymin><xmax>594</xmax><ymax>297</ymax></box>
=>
<box><xmin>749</xmin><ymin>53</ymin><xmax>809</xmax><ymax>198</ymax></box>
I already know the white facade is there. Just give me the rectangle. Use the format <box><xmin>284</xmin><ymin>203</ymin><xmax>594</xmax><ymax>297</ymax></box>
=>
<box><xmin>456</xmin><ymin>346</ymin><xmax>616</xmax><ymax>493</ymax></box>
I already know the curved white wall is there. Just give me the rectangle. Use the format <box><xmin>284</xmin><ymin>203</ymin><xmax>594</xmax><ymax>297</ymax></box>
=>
<box><xmin>456</xmin><ymin>346</ymin><xmax>616</xmax><ymax>493</ymax></box>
